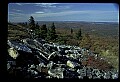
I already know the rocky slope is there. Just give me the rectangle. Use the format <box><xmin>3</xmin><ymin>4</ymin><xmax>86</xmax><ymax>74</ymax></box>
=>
<box><xmin>7</xmin><ymin>38</ymin><xmax>118</xmax><ymax>79</ymax></box>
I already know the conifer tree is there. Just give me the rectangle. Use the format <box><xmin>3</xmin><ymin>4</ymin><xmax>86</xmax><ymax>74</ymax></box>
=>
<box><xmin>71</xmin><ymin>28</ymin><xmax>73</xmax><ymax>34</ymax></box>
<box><xmin>76</xmin><ymin>28</ymin><xmax>82</xmax><ymax>40</ymax></box>
<box><xmin>34</xmin><ymin>22</ymin><xmax>40</xmax><ymax>38</ymax></box>
<box><xmin>48</xmin><ymin>23</ymin><xmax>57</xmax><ymax>40</ymax></box>
<box><xmin>39</xmin><ymin>24</ymin><xmax>47</xmax><ymax>39</ymax></box>
<box><xmin>28</xmin><ymin>16</ymin><xmax>35</xmax><ymax>30</ymax></box>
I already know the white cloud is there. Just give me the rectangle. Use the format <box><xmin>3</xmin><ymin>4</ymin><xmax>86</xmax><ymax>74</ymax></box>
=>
<box><xmin>35</xmin><ymin>3</ymin><xmax>58</xmax><ymax>8</ymax></box>
<box><xmin>15</xmin><ymin>3</ymin><xmax>33</xmax><ymax>5</ymax></box>
<box><xmin>34</xmin><ymin>3</ymin><xmax>59</xmax><ymax>5</ymax></box>
<box><xmin>15</xmin><ymin>3</ymin><xmax>23</xmax><ymax>5</ymax></box>
<box><xmin>8</xmin><ymin>7</ymin><xmax>118</xmax><ymax>22</ymax></box>
<box><xmin>8</xmin><ymin>12</ymin><xmax>25</xmax><ymax>16</ymax></box>
<box><xmin>14</xmin><ymin>3</ymin><xmax>60</xmax><ymax>7</ymax></box>
<box><xmin>31</xmin><ymin>10</ymin><xmax>118</xmax><ymax>18</ymax></box>
<box><xmin>30</xmin><ymin>10</ymin><xmax>82</xmax><ymax>18</ymax></box>
<box><xmin>8</xmin><ymin>12</ymin><xmax>31</xmax><ymax>22</ymax></box>
<box><xmin>35</xmin><ymin>11</ymin><xmax>45</xmax><ymax>14</ymax></box>
<box><xmin>8</xmin><ymin>10</ymin><xmax>118</xmax><ymax>19</ymax></box>
<box><xmin>12</xmin><ymin>9</ymin><xmax>23</xmax><ymax>12</ymax></box>
<box><xmin>58</xmin><ymin>6</ymin><xmax>70</xmax><ymax>9</ymax></box>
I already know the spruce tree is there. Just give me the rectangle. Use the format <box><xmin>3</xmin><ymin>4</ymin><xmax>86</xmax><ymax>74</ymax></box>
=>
<box><xmin>76</xmin><ymin>28</ymin><xmax>82</xmax><ymax>40</ymax></box>
<box><xmin>71</xmin><ymin>28</ymin><xmax>73</xmax><ymax>34</ymax></box>
<box><xmin>34</xmin><ymin>22</ymin><xmax>40</xmax><ymax>38</ymax></box>
<box><xmin>39</xmin><ymin>24</ymin><xmax>47</xmax><ymax>39</ymax></box>
<box><xmin>35</xmin><ymin>22</ymin><xmax>39</xmax><ymax>29</ymax></box>
<box><xmin>28</xmin><ymin>16</ymin><xmax>35</xmax><ymax>30</ymax></box>
<box><xmin>49</xmin><ymin>23</ymin><xmax>57</xmax><ymax>40</ymax></box>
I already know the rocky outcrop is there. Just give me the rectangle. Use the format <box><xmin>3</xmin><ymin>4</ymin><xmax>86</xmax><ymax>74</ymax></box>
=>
<box><xmin>7</xmin><ymin>38</ymin><xmax>118</xmax><ymax>79</ymax></box>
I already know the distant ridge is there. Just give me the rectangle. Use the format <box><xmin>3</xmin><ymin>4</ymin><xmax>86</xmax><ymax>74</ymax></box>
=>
<box><xmin>11</xmin><ymin>21</ymin><xmax>119</xmax><ymax>24</ymax></box>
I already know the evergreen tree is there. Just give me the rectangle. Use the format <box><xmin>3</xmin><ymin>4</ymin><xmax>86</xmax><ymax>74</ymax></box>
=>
<box><xmin>76</xmin><ymin>28</ymin><xmax>82</xmax><ymax>40</ymax></box>
<box><xmin>25</xmin><ymin>22</ymin><xmax>27</xmax><ymax>26</ymax></box>
<box><xmin>48</xmin><ymin>23</ymin><xmax>57</xmax><ymax>40</ymax></box>
<box><xmin>35</xmin><ymin>22</ymin><xmax>39</xmax><ymax>29</ymax></box>
<box><xmin>34</xmin><ymin>22</ymin><xmax>40</xmax><ymax>38</ymax></box>
<box><xmin>28</xmin><ymin>16</ymin><xmax>35</xmax><ymax>30</ymax></box>
<box><xmin>71</xmin><ymin>28</ymin><xmax>73</xmax><ymax>34</ymax></box>
<box><xmin>39</xmin><ymin>24</ymin><xmax>47</xmax><ymax>39</ymax></box>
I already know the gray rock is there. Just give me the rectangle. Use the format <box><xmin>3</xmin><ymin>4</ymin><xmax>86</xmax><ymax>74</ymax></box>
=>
<box><xmin>7</xmin><ymin>38</ymin><xmax>118</xmax><ymax>79</ymax></box>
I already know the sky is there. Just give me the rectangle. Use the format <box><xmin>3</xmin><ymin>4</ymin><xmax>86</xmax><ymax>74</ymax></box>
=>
<box><xmin>8</xmin><ymin>3</ymin><xmax>119</xmax><ymax>22</ymax></box>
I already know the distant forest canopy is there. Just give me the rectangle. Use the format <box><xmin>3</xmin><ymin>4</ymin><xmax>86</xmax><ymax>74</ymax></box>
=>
<box><xmin>8</xmin><ymin>20</ymin><xmax>119</xmax><ymax>38</ymax></box>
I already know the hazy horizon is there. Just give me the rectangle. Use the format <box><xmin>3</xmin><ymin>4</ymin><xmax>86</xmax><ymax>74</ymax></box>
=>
<box><xmin>9</xmin><ymin>20</ymin><xmax>119</xmax><ymax>24</ymax></box>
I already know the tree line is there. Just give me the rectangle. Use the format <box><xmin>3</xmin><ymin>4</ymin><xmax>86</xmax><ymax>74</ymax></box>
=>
<box><xmin>27</xmin><ymin>16</ymin><xmax>57</xmax><ymax>41</ymax></box>
<box><xmin>27</xmin><ymin>16</ymin><xmax>83</xmax><ymax>42</ymax></box>
<box><xmin>19</xmin><ymin>16</ymin><xmax>92</xmax><ymax>50</ymax></box>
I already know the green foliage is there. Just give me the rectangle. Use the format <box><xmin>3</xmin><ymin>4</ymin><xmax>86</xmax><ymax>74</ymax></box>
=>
<box><xmin>80</xmin><ymin>33</ymin><xmax>92</xmax><ymax>50</ymax></box>
<box><xmin>66</xmin><ymin>39</ymin><xmax>79</xmax><ymax>46</ymax></box>
<box><xmin>35</xmin><ymin>22</ymin><xmax>39</xmax><ymax>29</ymax></box>
<box><xmin>56</xmin><ymin>35</ymin><xmax>68</xmax><ymax>45</ymax></box>
<box><xmin>99</xmin><ymin>49</ymin><xmax>119</xmax><ymax>70</ymax></box>
<box><xmin>28</xmin><ymin>16</ymin><xmax>35</xmax><ymax>30</ymax></box>
<box><xmin>70</xmin><ymin>28</ymin><xmax>73</xmax><ymax>34</ymax></box>
<box><xmin>18</xmin><ymin>22</ymin><xmax>27</xmax><ymax>27</ymax></box>
<box><xmin>34</xmin><ymin>23</ymin><xmax>40</xmax><ymax>34</ymax></box>
<box><xmin>48</xmin><ymin>23</ymin><xmax>57</xmax><ymax>40</ymax></box>
<box><xmin>39</xmin><ymin>24</ymin><xmax>47</xmax><ymax>39</ymax></box>
<box><xmin>76</xmin><ymin>28</ymin><xmax>82</xmax><ymax>40</ymax></box>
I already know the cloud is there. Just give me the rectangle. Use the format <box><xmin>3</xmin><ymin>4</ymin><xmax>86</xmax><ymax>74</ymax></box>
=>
<box><xmin>57</xmin><ymin>6</ymin><xmax>70</xmax><ymax>9</ymax></box>
<box><xmin>15</xmin><ymin>3</ymin><xmax>34</xmax><ymax>5</ymax></box>
<box><xmin>15</xmin><ymin>3</ymin><xmax>23</xmax><ymax>6</ymax></box>
<box><xmin>14</xmin><ymin>3</ymin><xmax>60</xmax><ymax>7</ymax></box>
<box><xmin>29</xmin><ymin>10</ymin><xmax>119</xmax><ymax>22</ymax></box>
<box><xmin>31</xmin><ymin>10</ymin><xmax>118</xmax><ymax>18</ymax></box>
<box><xmin>8</xmin><ymin>12</ymin><xmax>31</xmax><ymax>22</ymax></box>
<box><xmin>8</xmin><ymin>12</ymin><xmax>25</xmax><ymax>16</ymax></box>
<box><xmin>34</xmin><ymin>3</ymin><xmax>59</xmax><ymax>8</ymax></box>
<box><xmin>8</xmin><ymin>11</ymin><xmax>31</xmax><ymax>22</ymax></box>
<box><xmin>35</xmin><ymin>11</ymin><xmax>45</xmax><ymax>14</ymax></box>
<box><xmin>34</xmin><ymin>3</ymin><xmax>71</xmax><ymax>10</ymax></box>
<box><xmin>8</xmin><ymin>5</ymin><xmax>119</xmax><ymax>22</ymax></box>
<box><xmin>12</xmin><ymin>9</ymin><xmax>23</xmax><ymax>12</ymax></box>
<box><xmin>35</xmin><ymin>3</ymin><xmax>59</xmax><ymax>5</ymax></box>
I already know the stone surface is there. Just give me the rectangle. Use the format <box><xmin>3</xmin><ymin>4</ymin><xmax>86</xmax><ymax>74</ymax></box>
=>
<box><xmin>7</xmin><ymin>38</ymin><xmax>118</xmax><ymax>79</ymax></box>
